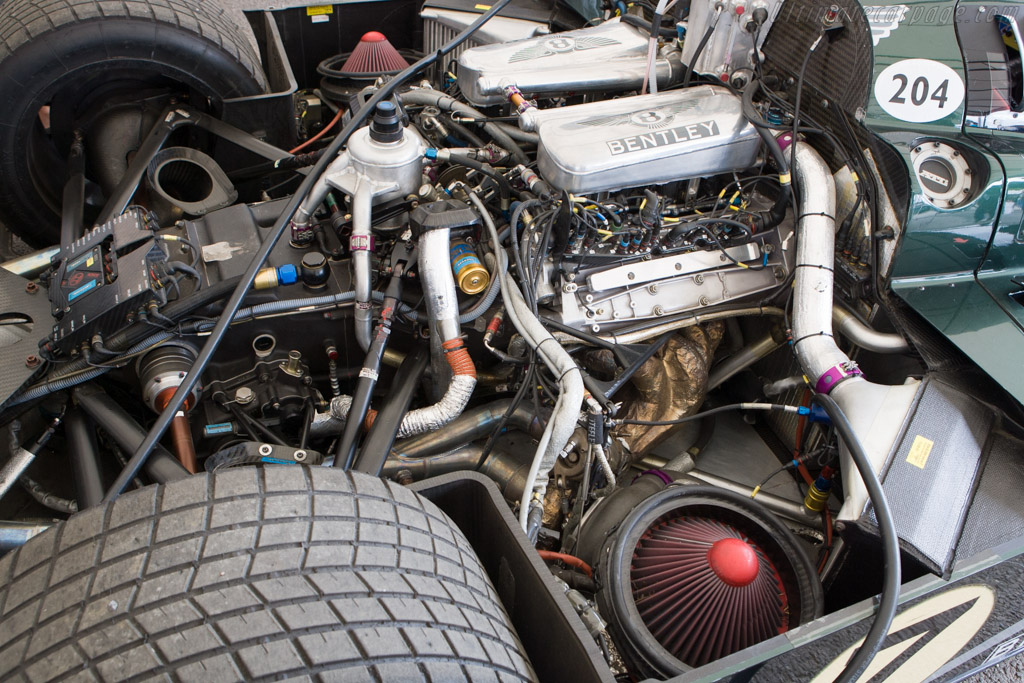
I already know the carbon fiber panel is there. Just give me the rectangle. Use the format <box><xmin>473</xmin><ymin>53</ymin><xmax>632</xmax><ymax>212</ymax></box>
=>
<box><xmin>865</xmin><ymin>377</ymin><xmax>991</xmax><ymax>575</ymax></box>
<box><xmin>955</xmin><ymin>430</ymin><xmax>1024</xmax><ymax>562</ymax></box>
<box><xmin>0</xmin><ymin>269</ymin><xmax>51</xmax><ymax>405</ymax></box>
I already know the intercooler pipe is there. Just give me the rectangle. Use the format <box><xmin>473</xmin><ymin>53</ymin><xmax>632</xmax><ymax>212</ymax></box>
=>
<box><xmin>382</xmin><ymin>445</ymin><xmax>534</xmax><ymax>501</ymax></box>
<box><xmin>832</xmin><ymin>305</ymin><xmax>910</xmax><ymax>354</ymax></box>
<box><xmin>394</xmin><ymin>399</ymin><xmax>546</xmax><ymax>457</ymax></box>
<box><xmin>707</xmin><ymin>329</ymin><xmax>785</xmax><ymax>389</ymax></box>
<box><xmin>789</xmin><ymin>142</ymin><xmax>919</xmax><ymax>520</ymax></box>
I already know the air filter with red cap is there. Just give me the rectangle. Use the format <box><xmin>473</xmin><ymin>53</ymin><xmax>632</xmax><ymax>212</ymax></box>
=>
<box><xmin>595</xmin><ymin>485</ymin><xmax>823</xmax><ymax>678</ymax></box>
<box><xmin>337</xmin><ymin>31</ymin><xmax>410</xmax><ymax>76</ymax></box>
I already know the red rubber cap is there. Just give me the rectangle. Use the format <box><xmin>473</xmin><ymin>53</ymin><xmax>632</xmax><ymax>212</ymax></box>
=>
<box><xmin>735</xmin><ymin>5</ymin><xmax>745</xmax><ymax>14</ymax></box>
<box><xmin>708</xmin><ymin>537</ymin><xmax>759</xmax><ymax>587</ymax></box>
<box><xmin>362</xmin><ymin>31</ymin><xmax>387</xmax><ymax>42</ymax></box>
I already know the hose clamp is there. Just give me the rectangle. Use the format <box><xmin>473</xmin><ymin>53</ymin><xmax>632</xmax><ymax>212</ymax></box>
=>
<box><xmin>815</xmin><ymin>361</ymin><xmax>862</xmax><ymax>394</ymax></box>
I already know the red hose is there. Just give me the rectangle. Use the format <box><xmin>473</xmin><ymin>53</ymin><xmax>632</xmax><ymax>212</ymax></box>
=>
<box><xmin>538</xmin><ymin>550</ymin><xmax>594</xmax><ymax>578</ymax></box>
<box><xmin>443</xmin><ymin>339</ymin><xmax>477</xmax><ymax>378</ymax></box>
<box><xmin>290</xmin><ymin>107</ymin><xmax>344</xmax><ymax>155</ymax></box>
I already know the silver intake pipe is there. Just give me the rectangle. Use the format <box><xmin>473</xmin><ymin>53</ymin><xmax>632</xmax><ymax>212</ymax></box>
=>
<box><xmin>419</xmin><ymin>229</ymin><xmax>462</xmax><ymax>342</ymax></box>
<box><xmin>790</xmin><ymin>142</ymin><xmax>919</xmax><ymax>521</ymax></box>
<box><xmin>832</xmin><ymin>305</ymin><xmax>911</xmax><ymax>354</ymax></box>
<box><xmin>352</xmin><ymin>181</ymin><xmax>374</xmax><ymax>351</ymax></box>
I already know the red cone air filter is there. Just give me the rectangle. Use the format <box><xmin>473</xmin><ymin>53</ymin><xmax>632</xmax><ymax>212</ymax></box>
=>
<box><xmin>594</xmin><ymin>486</ymin><xmax>823</xmax><ymax>678</ymax></box>
<box><xmin>631</xmin><ymin>516</ymin><xmax>788</xmax><ymax>668</ymax></box>
<box><xmin>339</xmin><ymin>32</ymin><xmax>410</xmax><ymax>75</ymax></box>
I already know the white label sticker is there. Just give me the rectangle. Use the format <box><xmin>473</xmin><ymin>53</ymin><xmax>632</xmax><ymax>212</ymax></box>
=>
<box><xmin>874</xmin><ymin>59</ymin><xmax>964</xmax><ymax>123</ymax></box>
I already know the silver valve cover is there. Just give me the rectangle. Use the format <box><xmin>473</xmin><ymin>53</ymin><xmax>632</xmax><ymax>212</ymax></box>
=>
<box><xmin>457</xmin><ymin>20</ymin><xmax>680</xmax><ymax>107</ymax></box>
<box><xmin>533</xmin><ymin>86</ymin><xmax>761</xmax><ymax>193</ymax></box>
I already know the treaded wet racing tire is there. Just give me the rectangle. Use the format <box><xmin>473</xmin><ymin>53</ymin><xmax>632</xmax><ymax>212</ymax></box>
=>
<box><xmin>0</xmin><ymin>467</ymin><xmax>536</xmax><ymax>682</ymax></box>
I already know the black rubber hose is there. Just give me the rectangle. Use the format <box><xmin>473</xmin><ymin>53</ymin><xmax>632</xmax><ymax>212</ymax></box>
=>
<box><xmin>620</xmin><ymin>12</ymin><xmax>677</xmax><ymax>38</ymax></box>
<box><xmin>682</xmin><ymin>22</ymin><xmax>716</xmax><ymax>88</ymax></box>
<box><xmin>104</xmin><ymin>0</ymin><xmax>514</xmax><ymax>502</ymax></box>
<box><xmin>741</xmin><ymin>79</ymin><xmax>792</xmax><ymax>231</ymax></box>
<box><xmin>445</xmin><ymin>156</ymin><xmax>511</xmax><ymax>210</ymax></box>
<box><xmin>353</xmin><ymin>347</ymin><xmax>429</xmax><ymax>476</ymax></box>
<box><xmin>811</xmin><ymin>393</ymin><xmax>900</xmax><ymax>683</ymax></box>
<box><xmin>333</xmin><ymin>271</ymin><xmax>405</xmax><ymax>469</ymax></box>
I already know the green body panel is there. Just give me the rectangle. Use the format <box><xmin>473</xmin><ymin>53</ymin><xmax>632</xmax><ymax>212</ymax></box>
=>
<box><xmin>857</xmin><ymin>0</ymin><xmax>1024</xmax><ymax>403</ymax></box>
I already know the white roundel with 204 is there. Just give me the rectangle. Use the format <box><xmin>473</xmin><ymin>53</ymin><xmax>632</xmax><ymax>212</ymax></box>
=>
<box><xmin>874</xmin><ymin>58</ymin><xmax>965</xmax><ymax>123</ymax></box>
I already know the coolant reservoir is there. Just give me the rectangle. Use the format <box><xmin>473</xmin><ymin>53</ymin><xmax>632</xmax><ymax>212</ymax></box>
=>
<box><xmin>343</xmin><ymin>101</ymin><xmax>425</xmax><ymax>201</ymax></box>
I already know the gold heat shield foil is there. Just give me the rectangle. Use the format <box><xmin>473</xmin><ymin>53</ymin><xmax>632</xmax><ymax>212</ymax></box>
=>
<box><xmin>613</xmin><ymin>322</ymin><xmax>724</xmax><ymax>459</ymax></box>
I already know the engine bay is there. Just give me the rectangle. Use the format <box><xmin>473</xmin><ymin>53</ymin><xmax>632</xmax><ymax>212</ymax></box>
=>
<box><xmin>5</xmin><ymin>0</ymin><xmax>1023</xmax><ymax>679</ymax></box>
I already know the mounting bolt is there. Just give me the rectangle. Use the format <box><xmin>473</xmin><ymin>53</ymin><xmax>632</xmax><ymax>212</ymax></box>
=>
<box><xmin>699</xmin><ymin>296</ymin><xmax>711</xmax><ymax>306</ymax></box>
<box><xmin>693</xmin><ymin>274</ymin><xmax>705</xmax><ymax>285</ymax></box>
<box><xmin>293</xmin><ymin>449</ymin><xmax>308</xmax><ymax>462</ymax></box>
<box><xmin>24</xmin><ymin>355</ymin><xmax>40</xmax><ymax>369</ymax></box>
<box><xmin>653</xmin><ymin>305</ymin><xmax>665</xmax><ymax>316</ymax></box>
<box><xmin>25</xmin><ymin>282</ymin><xmax>38</xmax><ymax>294</ymax></box>
<box><xmin>258</xmin><ymin>444</ymin><xmax>273</xmax><ymax>456</ymax></box>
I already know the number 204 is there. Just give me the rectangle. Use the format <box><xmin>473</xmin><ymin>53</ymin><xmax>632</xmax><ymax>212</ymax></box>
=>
<box><xmin>889</xmin><ymin>75</ymin><xmax>950</xmax><ymax>108</ymax></box>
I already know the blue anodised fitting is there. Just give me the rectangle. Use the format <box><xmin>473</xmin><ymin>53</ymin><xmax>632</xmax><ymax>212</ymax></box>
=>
<box><xmin>797</xmin><ymin>404</ymin><xmax>832</xmax><ymax>425</ymax></box>
<box><xmin>425</xmin><ymin>148</ymin><xmax>439</xmax><ymax>160</ymax></box>
<box><xmin>765</xmin><ymin>109</ymin><xmax>785</xmax><ymax>126</ymax></box>
<box><xmin>276</xmin><ymin>264</ymin><xmax>298</xmax><ymax>286</ymax></box>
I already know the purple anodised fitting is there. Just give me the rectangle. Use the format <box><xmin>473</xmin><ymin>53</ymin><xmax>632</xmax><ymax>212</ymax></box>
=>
<box><xmin>815</xmin><ymin>361</ymin><xmax>863</xmax><ymax>394</ymax></box>
<box><xmin>776</xmin><ymin>132</ymin><xmax>795</xmax><ymax>152</ymax></box>
<box><xmin>639</xmin><ymin>469</ymin><xmax>673</xmax><ymax>485</ymax></box>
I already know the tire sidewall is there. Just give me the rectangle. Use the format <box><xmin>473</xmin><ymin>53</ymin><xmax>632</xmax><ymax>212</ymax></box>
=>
<box><xmin>0</xmin><ymin>18</ymin><xmax>265</xmax><ymax>244</ymax></box>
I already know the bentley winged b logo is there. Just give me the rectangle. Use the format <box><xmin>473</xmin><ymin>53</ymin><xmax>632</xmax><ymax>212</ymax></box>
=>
<box><xmin>575</xmin><ymin>99</ymin><xmax>701</xmax><ymax>129</ymax></box>
<box><xmin>508</xmin><ymin>35</ymin><xmax>621</xmax><ymax>63</ymax></box>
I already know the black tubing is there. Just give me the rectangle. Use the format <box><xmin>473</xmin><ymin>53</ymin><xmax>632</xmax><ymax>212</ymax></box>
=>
<box><xmin>65</xmin><ymin>409</ymin><xmax>104</xmax><ymax>509</ymax></box>
<box><xmin>682</xmin><ymin>23</ymin><xmax>715</xmax><ymax>88</ymax></box>
<box><xmin>741</xmin><ymin>80</ymin><xmax>792</xmax><ymax>231</ymax></box>
<box><xmin>353</xmin><ymin>347</ymin><xmax>429</xmax><ymax>475</ymax></box>
<box><xmin>446</xmin><ymin>156</ymin><xmax>512</xmax><ymax>210</ymax></box>
<box><xmin>107</xmin><ymin>0</ymin><xmax>515</xmax><ymax>502</ymax></box>
<box><xmin>73</xmin><ymin>386</ymin><xmax>188</xmax><ymax>484</ymax></box>
<box><xmin>812</xmin><ymin>392</ymin><xmax>900</xmax><ymax>683</ymax></box>
<box><xmin>620</xmin><ymin>13</ymin><xmax>677</xmax><ymax>38</ymax></box>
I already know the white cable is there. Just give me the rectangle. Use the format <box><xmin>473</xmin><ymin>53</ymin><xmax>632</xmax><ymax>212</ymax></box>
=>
<box><xmin>643</xmin><ymin>0</ymin><xmax>672</xmax><ymax>95</ymax></box>
<box><xmin>469</xmin><ymin>192</ymin><xmax>585</xmax><ymax>532</ymax></box>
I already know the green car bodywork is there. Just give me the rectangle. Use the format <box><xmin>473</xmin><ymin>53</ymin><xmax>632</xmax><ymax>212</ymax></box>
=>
<box><xmin>865</xmin><ymin>0</ymin><xmax>1024</xmax><ymax>402</ymax></box>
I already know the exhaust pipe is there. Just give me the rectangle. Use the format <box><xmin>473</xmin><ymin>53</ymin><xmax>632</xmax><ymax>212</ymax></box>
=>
<box><xmin>789</xmin><ymin>142</ymin><xmax>919</xmax><ymax>521</ymax></box>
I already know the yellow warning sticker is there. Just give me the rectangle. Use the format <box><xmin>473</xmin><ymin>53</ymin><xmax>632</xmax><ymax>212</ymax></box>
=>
<box><xmin>906</xmin><ymin>435</ymin><xmax>934</xmax><ymax>469</ymax></box>
<box><xmin>475</xmin><ymin>4</ymin><xmax>493</xmax><ymax>9</ymax></box>
<box><xmin>86</xmin><ymin>256</ymin><xmax>94</xmax><ymax>268</ymax></box>
<box><xmin>306</xmin><ymin>5</ymin><xmax>333</xmax><ymax>16</ymax></box>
